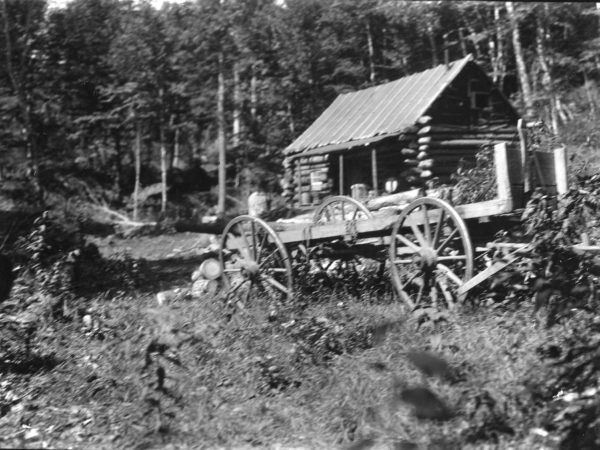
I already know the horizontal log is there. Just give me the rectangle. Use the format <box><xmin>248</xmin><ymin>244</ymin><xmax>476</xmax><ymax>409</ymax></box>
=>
<box><xmin>418</xmin><ymin>133</ymin><xmax>518</xmax><ymax>141</ymax></box>
<box><xmin>426</xmin><ymin>153</ymin><xmax>477</xmax><ymax>160</ymax></box>
<box><xmin>417</xmin><ymin>151</ymin><xmax>429</xmax><ymax>160</ymax></box>
<box><xmin>399</xmin><ymin>141</ymin><xmax>419</xmax><ymax>149</ymax></box>
<box><xmin>420</xmin><ymin>170</ymin><xmax>433</xmax><ymax>179</ymax></box>
<box><xmin>418</xmin><ymin>159</ymin><xmax>435</xmax><ymax>169</ymax></box>
<box><xmin>429</xmin><ymin>150</ymin><xmax>477</xmax><ymax>161</ymax></box>
<box><xmin>418</xmin><ymin>145</ymin><xmax>430</xmax><ymax>152</ymax></box>
<box><xmin>297</xmin><ymin>164</ymin><xmax>330</xmax><ymax>173</ymax></box>
<box><xmin>400</xmin><ymin>167</ymin><xmax>423</xmax><ymax>177</ymax></box>
<box><xmin>417</xmin><ymin>115</ymin><xmax>432</xmax><ymax>125</ymax></box>
<box><xmin>418</xmin><ymin>125</ymin><xmax>517</xmax><ymax>135</ymax></box>
<box><xmin>427</xmin><ymin>139</ymin><xmax>496</xmax><ymax>148</ymax></box>
<box><xmin>407</xmin><ymin>177</ymin><xmax>425</xmax><ymax>186</ymax></box>
<box><xmin>403</xmin><ymin>159</ymin><xmax>419</xmax><ymax>166</ymax></box>
<box><xmin>401</xmin><ymin>148</ymin><xmax>417</xmax><ymax>156</ymax></box>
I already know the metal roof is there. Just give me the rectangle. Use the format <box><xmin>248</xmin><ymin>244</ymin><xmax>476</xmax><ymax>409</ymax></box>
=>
<box><xmin>285</xmin><ymin>55</ymin><xmax>474</xmax><ymax>157</ymax></box>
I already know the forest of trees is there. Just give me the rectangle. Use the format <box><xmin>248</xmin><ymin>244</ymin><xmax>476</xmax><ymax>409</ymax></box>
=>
<box><xmin>1</xmin><ymin>0</ymin><xmax>600</xmax><ymax>219</ymax></box>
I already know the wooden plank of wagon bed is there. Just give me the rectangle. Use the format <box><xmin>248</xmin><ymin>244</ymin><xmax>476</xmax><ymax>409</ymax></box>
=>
<box><xmin>272</xmin><ymin>197</ymin><xmax>513</xmax><ymax>245</ymax></box>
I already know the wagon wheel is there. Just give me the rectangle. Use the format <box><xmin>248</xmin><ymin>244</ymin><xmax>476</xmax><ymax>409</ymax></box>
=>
<box><xmin>219</xmin><ymin>215</ymin><xmax>293</xmax><ymax>310</ymax></box>
<box><xmin>312</xmin><ymin>195</ymin><xmax>372</xmax><ymax>224</ymax></box>
<box><xmin>311</xmin><ymin>196</ymin><xmax>385</xmax><ymax>293</ymax></box>
<box><xmin>389</xmin><ymin>197</ymin><xmax>473</xmax><ymax>309</ymax></box>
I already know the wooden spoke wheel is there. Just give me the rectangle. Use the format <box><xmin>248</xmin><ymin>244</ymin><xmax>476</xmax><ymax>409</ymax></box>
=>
<box><xmin>312</xmin><ymin>195</ymin><xmax>372</xmax><ymax>224</ymax></box>
<box><xmin>389</xmin><ymin>197</ymin><xmax>473</xmax><ymax>309</ymax></box>
<box><xmin>219</xmin><ymin>215</ymin><xmax>293</xmax><ymax>308</ymax></box>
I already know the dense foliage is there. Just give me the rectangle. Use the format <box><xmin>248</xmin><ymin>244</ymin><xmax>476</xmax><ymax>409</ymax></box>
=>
<box><xmin>1</xmin><ymin>0</ymin><xmax>600</xmax><ymax>218</ymax></box>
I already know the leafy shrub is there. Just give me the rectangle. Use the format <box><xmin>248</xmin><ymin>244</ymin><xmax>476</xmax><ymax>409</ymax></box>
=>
<box><xmin>451</xmin><ymin>145</ymin><xmax>497</xmax><ymax>204</ymax></box>
<box><xmin>15</xmin><ymin>212</ymin><xmax>147</xmax><ymax>303</ymax></box>
<box><xmin>537</xmin><ymin>312</ymin><xmax>600</xmax><ymax>449</ymax></box>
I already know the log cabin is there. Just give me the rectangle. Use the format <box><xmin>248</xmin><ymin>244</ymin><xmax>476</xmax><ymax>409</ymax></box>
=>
<box><xmin>282</xmin><ymin>54</ymin><xmax>521</xmax><ymax>207</ymax></box>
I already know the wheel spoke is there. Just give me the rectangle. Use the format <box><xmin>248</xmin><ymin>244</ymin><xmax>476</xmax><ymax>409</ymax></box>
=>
<box><xmin>403</xmin><ymin>270</ymin><xmax>421</xmax><ymax>288</ymax></box>
<box><xmin>256</xmin><ymin>231</ymin><xmax>268</xmax><ymax>263</ymax></box>
<box><xmin>392</xmin><ymin>258</ymin><xmax>415</xmax><ymax>264</ymax></box>
<box><xmin>436</xmin><ymin>263</ymin><xmax>463</xmax><ymax>286</ymax></box>
<box><xmin>263</xmin><ymin>276</ymin><xmax>290</xmax><ymax>294</ymax></box>
<box><xmin>409</xmin><ymin>222</ymin><xmax>428</xmax><ymax>248</ymax></box>
<box><xmin>437</xmin><ymin>279</ymin><xmax>455</xmax><ymax>305</ymax></box>
<box><xmin>422</xmin><ymin>206</ymin><xmax>432</xmax><ymax>244</ymax></box>
<box><xmin>244</xmin><ymin>282</ymin><xmax>252</xmax><ymax>304</ymax></box>
<box><xmin>236</xmin><ymin>224</ymin><xmax>252</xmax><ymax>260</ymax></box>
<box><xmin>437</xmin><ymin>255</ymin><xmax>467</xmax><ymax>261</ymax></box>
<box><xmin>251</xmin><ymin>221</ymin><xmax>257</xmax><ymax>260</ymax></box>
<box><xmin>259</xmin><ymin>248</ymin><xmax>279</xmax><ymax>269</ymax></box>
<box><xmin>436</xmin><ymin>227</ymin><xmax>459</xmax><ymax>254</ymax></box>
<box><xmin>396</xmin><ymin>233</ymin><xmax>420</xmax><ymax>252</ymax></box>
<box><xmin>432</xmin><ymin>208</ymin><xmax>445</xmax><ymax>248</ymax></box>
<box><xmin>228</xmin><ymin>278</ymin><xmax>250</xmax><ymax>296</ymax></box>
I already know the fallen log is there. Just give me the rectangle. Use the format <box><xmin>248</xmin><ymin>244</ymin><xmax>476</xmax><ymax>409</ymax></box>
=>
<box><xmin>173</xmin><ymin>219</ymin><xmax>226</xmax><ymax>235</ymax></box>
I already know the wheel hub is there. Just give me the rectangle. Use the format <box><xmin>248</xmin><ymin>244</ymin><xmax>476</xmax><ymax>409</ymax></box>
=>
<box><xmin>241</xmin><ymin>259</ymin><xmax>260</xmax><ymax>279</ymax></box>
<box><xmin>415</xmin><ymin>246</ymin><xmax>437</xmax><ymax>270</ymax></box>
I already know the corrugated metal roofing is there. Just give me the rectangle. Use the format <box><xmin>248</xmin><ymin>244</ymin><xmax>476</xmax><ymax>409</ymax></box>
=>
<box><xmin>285</xmin><ymin>55</ymin><xmax>473</xmax><ymax>156</ymax></box>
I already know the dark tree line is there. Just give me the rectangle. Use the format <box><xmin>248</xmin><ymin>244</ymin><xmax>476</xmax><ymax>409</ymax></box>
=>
<box><xmin>1</xmin><ymin>0</ymin><xmax>599</xmax><ymax>217</ymax></box>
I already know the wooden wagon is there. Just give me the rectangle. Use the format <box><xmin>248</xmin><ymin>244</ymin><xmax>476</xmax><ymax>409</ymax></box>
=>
<box><xmin>217</xmin><ymin>142</ymin><xmax>568</xmax><ymax>309</ymax></box>
<box><xmin>215</xmin><ymin>55</ymin><xmax>569</xmax><ymax>308</ymax></box>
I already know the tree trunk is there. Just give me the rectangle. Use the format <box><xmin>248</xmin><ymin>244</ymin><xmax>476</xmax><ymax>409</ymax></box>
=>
<box><xmin>493</xmin><ymin>4</ymin><xmax>506</xmax><ymax>87</ymax></box>
<box><xmin>232</xmin><ymin>61</ymin><xmax>241</xmax><ymax>147</ymax></box>
<box><xmin>173</xmin><ymin>126</ymin><xmax>181</xmax><ymax>168</ymax></box>
<box><xmin>250</xmin><ymin>64</ymin><xmax>257</xmax><ymax>121</ymax></box>
<box><xmin>457</xmin><ymin>27</ymin><xmax>468</xmax><ymax>57</ymax></box>
<box><xmin>583</xmin><ymin>70</ymin><xmax>597</xmax><ymax>116</ymax></box>
<box><xmin>535</xmin><ymin>6</ymin><xmax>559</xmax><ymax>135</ymax></box>
<box><xmin>112</xmin><ymin>128</ymin><xmax>122</xmax><ymax>201</ymax></box>
<box><xmin>287</xmin><ymin>99</ymin><xmax>295</xmax><ymax>135</ymax></box>
<box><xmin>216</xmin><ymin>51</ymin><xmax>227</xmax><ymax>216</ymax></box>
<box><xmin>366</xmin><ymin>19</ymin><xmax>376</xmax><ymax>83</ymax></box>
<box><xmin>133</xmin><ymin>117</ymin><xmax>142</xmax><ymax>221</ymax></box>
<box><xmin>159</xmin><ymin>89</ymin><xmax>168</xmax><ymax>213</ymax></box>
<box><xmin>427</xmin><ymin>24</ymin><xmax>439</xmax><ymax>67</ymax></box>
<box><xmin>1</xmin><ymin>0</ymin><xmax>38</xmax><ymax>184</ymax></box>
<box><xmin>506</xmin><ymin>2</ymin><xmax>534</xmax><ymax>118</ymax></box>
<box><xmin>160</xmin><ymin>126</ymin><xmax>167</xmax><ymax>213</ymax></box>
